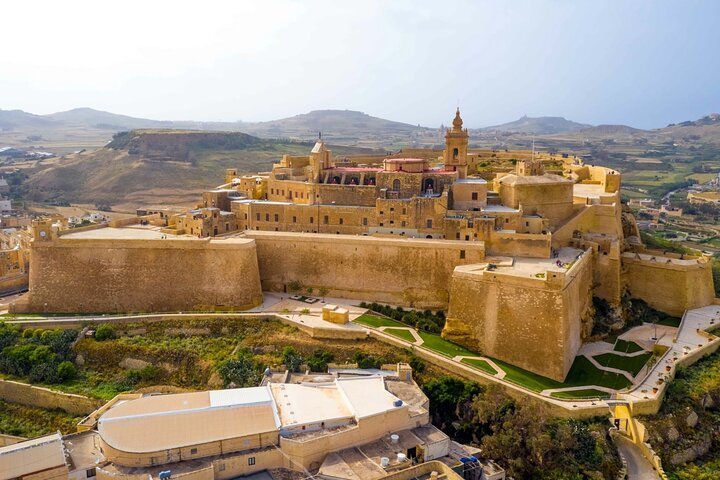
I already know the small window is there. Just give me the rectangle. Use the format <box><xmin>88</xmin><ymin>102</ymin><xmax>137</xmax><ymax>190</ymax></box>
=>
<box><xmin>380</xmin><ymin>211</ymin><xmax>384</xmax><ymax>215</ymax></box>
<box><xmin>402</xmin><ymin>208</ymin><xmax>407</xmax><ymax>215</ymax></box>
<box><xmin>324</xmin><ymin>215</ymin><xmax>329</xmax><ymax>224</ymax></box>
<box><xmin>190</xmin><ymin>448</ymin><xmax>198</xmax><ymax>455</ymax></box>
<box><xmin>362</xmin><ymin>218</ymin><xmax>368</xmax><ymax>226</ymax></box>
<box><xmin>525</xmin><ymin>221</ymin><xmax>529</xmax><ymax>227</ymax></box>
<box><xmin>248</xmin><ymin>457</ymin><xmax>256</xmax><ymax>466</ymax></box>
<box><xmin>339</xmin><ymin>218</ymin><xmax>344</xmax><ymax>225</ymax></box>
<box><xmin>265</xmin><ymin>213</ymin><xmax>270</xmax><ymax>221</ymax></box>
<box><xmin>274</xmin><ymin>214</ymin><xmax>279</xmax><ymax>222</ymax></box>
<box><xmin>244</xmin><ymin>213</ymin><xmax>247</xmax><ymax>220</ymax></box>
<box><xmin>292</xmin><ymin>216</ymin><xmax>297</xmax><ymax>223</ymax></box>
<box><xmin>390</xmin><ymin>207</ymin><xmax>394</xmax><ymax>212</ymax></box>
<box><xmin>465</xmin><ymin>235</ymin><xmax>470</xmax><ymax>241</ymax></box>
<box><xmin>401</xmin><ymin>221</ymin><xmax>406</xmax><ymax>227</ymax></box>
<box><xmin>471</xmin><ymin>192</ymin><xmax>478</xmax><ymax>200</ymax></box>
<box><xmin>456</xmin><ymin>232</ymin><xmax>460</xmax><ymax>239</ymax></box>
<box><xmin>505</xmin><ymin>218</ymin><xmax>509</xmax><ymax>223</ymax></box>
<box><xmin>460</xmin><ymin>250</ymin><xmax>466</xmax><ymax>259</ymax></box>
<box><xmin>256</xmin><ymin>213</ymin><xmax>260</xmax><ymax>221</ymax></box>
<box><xmin>426</xmin><ymin>219</ymin><xmax>433</xmax><ymax>228</ymax></box>
<box><xmin>219</xmin><ymin>464</ymin><xmax>226</xmax><ymax>472</ymax></box>
<box><xmin>87</xmin><ymin>468</ymin><xmax>97</xmax><ymax>478</ymax></box>
<box><xmin>310</xmin><ymin>217</ymin><xmax>314</xmax><ymax>224</ymax></box>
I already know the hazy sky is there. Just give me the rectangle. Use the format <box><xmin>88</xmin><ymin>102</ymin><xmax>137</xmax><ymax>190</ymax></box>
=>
<box><xmin>2</xmin><ymin>0</ymin><xmax>719</xmax><ymax>129</ymax></box>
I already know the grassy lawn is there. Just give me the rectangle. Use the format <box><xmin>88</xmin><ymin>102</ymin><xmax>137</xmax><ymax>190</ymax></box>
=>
<box><xmin>565</xmin><ymin>356</ymin><xmax>632</xmax><ymax>390</ymax></box>
<box><xmin>354</xmin><ymin>314</ymin><xmax>407</xmax><ymax>329</ymax></box>
<box><xmin>655</xmin><ymin>316</ymin><xmax>682</xmax><ymax>328</ymax></box>
<box><xmin>460</xmin><ymin>358</ymin><xmax>498</xmax><ymax>375</ymax></box>
<box><xmin>384</xmin><ymin>328</ymin><xmax>417</xmax><ymax>343</ymax></box>
<box><xmin>490</xmin><ymin>358</ymin><xmax>565</xmax><ymax>392</ymax></box>
<box><xmin>614</xmin><ymin>339</ymin><xmax>645</xmax><ymax>354</ymax></box>
<box><xmin>594</xmin><ymin>352</ymin><xmax>653</xmax><ymax>377</ymax></box>
<box><xmin>416</xmin><ymin>331</ymin><xmax>477</xmax><ymax>358</ymax></box>
<box><xmin>551</xmin><ymin>389</ymin><xmax>611</xmax><ymax>400</ymax></box>
<box><xmin>0</xmin><ymin>400</ymin><xmax>82</xmax><ymax>438</ymax></box>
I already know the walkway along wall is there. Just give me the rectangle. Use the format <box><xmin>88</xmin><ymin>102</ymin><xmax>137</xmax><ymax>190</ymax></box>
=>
<box><xmin>246</xmin><ymin>231</ymin><xmax>485</xmax><ymax>309</ymax></box>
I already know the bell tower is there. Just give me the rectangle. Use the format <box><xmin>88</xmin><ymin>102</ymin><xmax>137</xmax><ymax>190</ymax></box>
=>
<box><xmin>443</xmin><ymin>108</ymin><xmax>469</xmax><ymax>179</ymax></box>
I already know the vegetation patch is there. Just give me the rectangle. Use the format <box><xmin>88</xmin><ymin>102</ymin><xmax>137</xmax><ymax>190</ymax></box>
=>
<box><xmin>384</xmin><ymin>328</ymin><xmax>416</xmax><ymax>343</ymax></box>
<box><xmin>460</xmin><ymin>358</ymin><xmax>497</xmax><ymax>375</ymax></box>
<box><xmin>614</xmin><ymin>339</ymin><xmax>645</xmax><ymax>353</ymax></box>
<box><xmin>416</xmin><ymin>331</ymin><xmax>476</xmax><ymax>358</ymax></box>
<box><xmin>353</xmin><ymin>313</ymin><xmax>406</xmax><ymax>329</ymax></box>
<box><xmin>359</xmin><ymin>302</ymin><xmax>446</xmax><ymax>333</ymax></box>
<box><xmin>593</xmin><ymin>352</ymin><xmax>653</xmax><ymax>377</ymax></box>
<box><xmin>0</xmin><ymin>400</ymin><xmax>81</xmax><ymax>438</ymax></box>
<box><xmin>550</xmin><ymin>388</ymin><xmax>611</xmax><ymax>400</ymax></box>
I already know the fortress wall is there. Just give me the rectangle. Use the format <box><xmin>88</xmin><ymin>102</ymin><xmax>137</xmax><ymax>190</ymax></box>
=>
<box><xmin>316</xmin><ymin>184</ymin><xmax>378</xmax><ymax>206</ymax></box>
<box><xmin>246</xmin><ymin>231</ymin><xmax>485</xmax><ymax>309</ymax></box>
<box><xmin>487</xmin><ymin>231</ymin><xmax>551</xmax><ymax>258</ymax></box>
<box><xmin>443</xmin><ymin>250</ymin><xmax>594</xmax><ymax>381</ymax></box>
<box><xmin>0</xmin><ymin>378</ymin><xmax>101</xmax><ymax>415</ymax></box>
<box><xmin>14</xmin><ymin>237</ymin><xmax>263</xmax><ymax>314</ymax></box>
<box><xmin>623</xmin><ymin>256</ymin><xmax>715</xmax><ymax>316</ymax></box>
<box><xmin>0</xmin><ymin>272</ymin><xmax>28</xmax><ymax>294</ymax></box>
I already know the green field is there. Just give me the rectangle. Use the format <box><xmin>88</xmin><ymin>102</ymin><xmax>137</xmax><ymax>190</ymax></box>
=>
<box><xmin>550</xmin><ymin>389</ymin><xmax>611</xmax><ymax>400</ymax></box>
<box><xmin>354</xmin><ymin>314</ymin><xmax>407</xmax><ymax>329</ymax></box>
<box><xmin>384</xmin><ymin>327</ymin><xmax>417</xmax><ymax>343</ymax></box>
<box><xmin>593</xmin><ymin>352</ymin><xmax>653</xmax><ymax>377</ymax></box>
<box><xmin>416</xmin><ymin>331</ymin><xmax>477</xmax><ymax>358</ymax></box>
<box><xmin>614</xmin><ymin>339</ymin><xmax>645</xmax><ymax>354</ymax></box>
<box><xmin>460</xmin><ymin>358</ymin><xmax>498</xmax><ymax>375</ymax></box>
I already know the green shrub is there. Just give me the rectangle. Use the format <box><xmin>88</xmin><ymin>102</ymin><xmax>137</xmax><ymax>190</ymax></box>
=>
<box><xmin>0</xmin><ymin>322</ymin><xmax>19</xmax><ymax>350</ymax></box>
<box><xmin>95</xmin><ymin>325</ymin><xmax>116</xmax><ymax>341</ymax></box>
<box><xmin>56</xmin><ymin>361</ymin><xmax>77</xmax><ymax>382</ymax></box>
<box><xmin>29</xmin><ymin>361</ymin><xmax>60</xmax><ymax>383</ymax></box>
<box><xmin>281</xmin><ymin>346</ymin><xmax>303</xmax><ymax>373</ymax></box>
<box><xmin>409</xmin><ymin>356</ymin><xmax>426</xmax><ymax>373</ymax></box>
<box><xmin>218</xmin><ymin>355</ymin><xmax>261</xmax><ymax>387</ymax></box>
<box><xmin>306</xmin><ymin>349</ymin><xmax>334</xmax><ymax>372</ymax></box>
<box><xmin>353</xmin><ymin>351</ymin><xmax>383</xmax><ymax>369</ymax></box>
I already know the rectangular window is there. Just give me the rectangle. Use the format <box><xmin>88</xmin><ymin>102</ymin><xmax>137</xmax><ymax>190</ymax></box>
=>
<box><xmin>525</xmin><ymin>221</ymin><xmax>529</xmax><ymax>227</ymax></box>
<box><xmin>248</xmin><ymin>457</ymin><xmax>256</xmax><ymax>466</ymax></box>
<box><xmin>87</xmin><ymin>468</ymin><xmax>97</xmax><ymax>478</ymax></box>
<box><xmin>274</xmin><ymin>214</ymin><xmax>279</xmax><ymax>222</ymax></box>
<box><xmin>379</xmin><ymin>211</ymin><xmax>384</xmax><ymax>215</ymax></box>
<box><xmin>460</xmin><ymin>250</ymin><xmax>466</xmax><ymax>259</ymax></box>
<box><xmin>465</xmin><ymin>235</ymin><xmax>470</xmax><ymax>241</ymax></box>
<box><xmin>362</xmin><ymin>218</ymin><xmax>368</xmax><ymax>226</ymax></box>
<box><xmin>402</xmin><ymin>208</ymin><xmax>406</xmax><ymax>215</ymax></box>
<box><xmin>244</xmin><ymin>213</ymin><xmax>247</xmax><ymax>220</ymax></box>
<box><xmin>390</xmin><ymin>207</ymin><xmax>394</xmax><ymax>212</ymax></box>
<box><xmin>310</xmin><ymin>217</ymin><xmax>314</xmax><ymax>224</ymax></box>
<box><xmin>456</xmin><ymin>232</ymin><xmax>460</xmax><ymax>239</ymax></box>
<box><xmin>324</xmin><ymin>216</ymin><xmax>329</xmax><ymax>224</ymax></box>
<box><xmin>505</xmin><ymin>218</ymin><xmax>509</xmax><ymax>223</ymax></box>
<box><xmin>190</xmin><ymin>448</ymin><xmax>198</xmax><ymax>455</ymax></box>
<box><xmin>292</xmin><ymin>216</ymin><xmax>297</xmax><ymax>223</ymax></box>
<box><xmin>426</xmin><ymin>219</ymin><xmax>433</xmax><ymax>228</ymax></box>
<box><xmin>401</xmin><ymin>221</ymin><xmax>406</xmax><ymax>227</ymax></box>
<box><xmin>339</xmin><ymin>218</ymin><xmax>344</xmax><ymax>225</ymax></box>
<box><xmin>255</xmin><ymin>213</ymin><xmax>260</xmax><ymax>221</ymax></box>
<box><xmin>265</xmin><ymin>213</ymin><xmax>270</xmax><ymax>221</ymax></box>
<box><xmin>471</xmin><ymin>192</ymin><xmax>478</xmax><ymax>200</ymax></box>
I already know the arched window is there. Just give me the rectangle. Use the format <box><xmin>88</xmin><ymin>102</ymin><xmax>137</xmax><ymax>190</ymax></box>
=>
<box><xmin>393</xmin><ymin>179</ymin><xmax>401</xmax><ymax>191</ymax></box>
<box><xmin>424</xmin><ymin>178</ymin><xmax>434</xmax><ymax>192</ymax></box>
<box><xmin>453</xmin><ymin>147</ymin><xmax>459</xmax><ymax>159</ymax></box>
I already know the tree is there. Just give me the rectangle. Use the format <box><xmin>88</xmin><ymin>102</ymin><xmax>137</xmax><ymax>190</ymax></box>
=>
<box><xmin>281</xmin><ymin>346</ymin><xmax>303</xmax><ymax>373</ymax></box>
<box><xmin>218</xmin><ymin>355</ymin><xmax>260</xmax><ymax>388</ymax></box>
<box><xmin>56</xmin><ymin>361</ymin><xmax>77</xmax><ymax>382</ymax></box>
<box><xmin>306</xmin><ymin>349</ymin><xmax>334</xmax><ymax>372</ymax></box>
<box><xmin>318</xmin><ymin>287</ymin><xmax>329</xmax><ymax>300</ymax></box>
<box><xmin>0</xmin><ymin>322</ymin><xmax>19</xmax><ymax>350</ymax></box>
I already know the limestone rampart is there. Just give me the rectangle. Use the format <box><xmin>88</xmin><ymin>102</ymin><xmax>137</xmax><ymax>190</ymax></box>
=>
<box><xmin>443</xmin><ymin>249</ymin><xmax>594</xmax><ymax>381</ymax></box>
<box><xmin>13</xmin><ymin>236</ymin><xmax>263</xmax><ymax>314</ymax></box>
<box><xmin>246</xmin><ymin>231</ymin><xmax>485</xmax><ymax>309</ymax></box>
<box><xmin>0</xmin><ymin>379</ymin><xmax>101</xmax><ymax>415</ymax></box>
<box><xmin>622</xmin><ymin>254</ymin><xmax>715</xmax><ymax>316</ymax></box>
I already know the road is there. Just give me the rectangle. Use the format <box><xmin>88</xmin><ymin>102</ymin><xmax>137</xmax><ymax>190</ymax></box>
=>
<box><xmin>615</xmin><ymin>435</ymin><xmax>661</xmax><ymax>480</ymax></box>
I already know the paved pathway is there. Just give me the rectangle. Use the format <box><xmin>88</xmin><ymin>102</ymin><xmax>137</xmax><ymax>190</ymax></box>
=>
<box><xmin>614</xmin><ymin>435</ymin><xmax>661</xmax><ymax>480</ymax></box>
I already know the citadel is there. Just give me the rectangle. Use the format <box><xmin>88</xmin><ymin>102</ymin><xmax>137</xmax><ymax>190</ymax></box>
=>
<box><xmin>12</xmin><ymin>109</ymin><xmax>715</xmax><ymax>383</ymax></box>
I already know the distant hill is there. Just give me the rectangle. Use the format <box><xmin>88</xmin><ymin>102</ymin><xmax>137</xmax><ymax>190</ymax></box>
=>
<box><xmin>576</xmin><ymin>124</ymin><xmax>645</xmax><ymax>136</ymax></box>
<box><xmin>480</xmin><ymin>115</ymin><xmax>592</xmax><ymax>134</ymax></box>
<box><xmin>20</xmin><ymin>129</ymin><xmax>382</xmax><ymax>209</ymax></box>
<box><xmin>240</xmin><ymin>109</ymin><xmax>428</xmax><ymax>140</ymax></box>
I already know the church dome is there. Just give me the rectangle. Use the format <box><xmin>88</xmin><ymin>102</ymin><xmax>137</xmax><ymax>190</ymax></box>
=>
<box><xmin>452</xmin><ymin>108</ymin><xmax>463</xmax><ymax>129</ymax></box>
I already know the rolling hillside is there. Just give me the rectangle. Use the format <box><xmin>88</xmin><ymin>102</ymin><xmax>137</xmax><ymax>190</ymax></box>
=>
<box><xmin>479</xmin><ymin>115</ymin><xmax>592</xmax><ymax>134</ymax></box>
<box><xmin>19</xmin><ymin>130</ymin><xmax>382</xmax><ymax>210</ymax></box>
